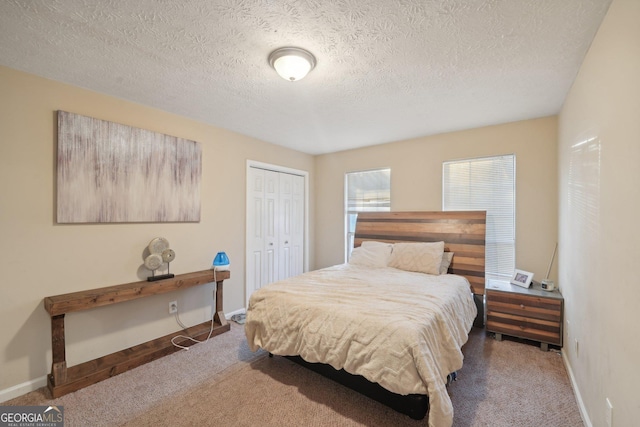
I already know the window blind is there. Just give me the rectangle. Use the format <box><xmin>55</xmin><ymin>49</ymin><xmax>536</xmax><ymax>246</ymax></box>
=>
<box><xmin>346</xmin><ymin>169</ymin><xmax>391</xmax><ymax>211</ymax></box>
<box><xmin>443</xmin><ymin>155</ymin><xmax>515</xmax><ymax>279</ymax></box>
<box><xmin>345</xmin><ymin>168</ymin><xmax>391</xmax><ymax>260</ymax></box>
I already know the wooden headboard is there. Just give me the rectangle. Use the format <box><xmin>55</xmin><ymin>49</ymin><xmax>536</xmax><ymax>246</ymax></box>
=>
<box><xmin>354</xmin><ymin>211</ymin><xmax>486</xmax><ymax>295</ymax></box>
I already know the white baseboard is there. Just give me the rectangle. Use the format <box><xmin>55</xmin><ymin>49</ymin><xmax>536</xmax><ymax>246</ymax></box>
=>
<box><xmin>562</xmin><ymin>351</ymin><xmax>592</xmax><ymax>427</ymax></box>
<box><xmin>225</xmin><ymin>307</ymin><xmax>246</xmax><ymax>319</ymax></box>
<box><xmin>0</xmin><ymin>376</ymin><xmax>47</xmax><ymax>403</ymax></box>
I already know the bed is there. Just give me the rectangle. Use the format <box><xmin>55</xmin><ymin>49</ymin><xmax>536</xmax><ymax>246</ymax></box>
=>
<box><xmin>245</xmin><ymin>211</ymin><xmax>486</xmax><ymax>427</ymax></box>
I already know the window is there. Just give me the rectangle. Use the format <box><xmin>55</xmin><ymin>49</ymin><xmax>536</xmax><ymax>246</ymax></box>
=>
<box><xmin>443</xmin><ymin>155</ymin><xmax>515</xmax><ymax>279</ymax></box>
<box><xmin>345</xmin><ymin>168</ymin><xmax>391</xmax><ymax>260</ymax></box>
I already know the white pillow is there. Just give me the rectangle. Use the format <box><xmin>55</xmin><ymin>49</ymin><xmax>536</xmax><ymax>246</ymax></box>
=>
<box><xmin>440</xmin><ymin>251</ymin><xmax>454</xmax><ymax>275</ymax></box>
<box><xmin>388</xmin><ymin>242</ymin><xmax>445</xmax><ymax>275</ymax></box>
<box><xmin>361</xmin><ymin>240</ymin><xmax>392</xmax><ymax>250</ymax></box>
<box><xmin>349</xmin><ymin>241</ymin><xmax>392</xmax><ymax>268</ymax></box>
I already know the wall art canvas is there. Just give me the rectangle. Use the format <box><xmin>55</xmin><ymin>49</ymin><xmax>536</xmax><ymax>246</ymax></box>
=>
<box><xmin>57</xmin><ymin>111</ymin><xmax>201</xmax><ymax>223</ymax></box>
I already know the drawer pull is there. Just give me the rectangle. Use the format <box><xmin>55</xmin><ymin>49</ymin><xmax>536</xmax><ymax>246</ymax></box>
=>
<box><xmin>520</xmin><ymin>304</ymin><xmax>525</xmax><ymax>309</ymax></box>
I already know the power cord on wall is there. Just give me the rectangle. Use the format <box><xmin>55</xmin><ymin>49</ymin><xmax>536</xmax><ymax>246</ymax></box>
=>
<box><xmin>172</xmin><ymin>266</ymin><xmax>228</xmax><ymax>350</ymax></box>
<box><xmin>170</xmin><ymin>305</ymin><xmax>215</xmax><ymax>351</ymax></box>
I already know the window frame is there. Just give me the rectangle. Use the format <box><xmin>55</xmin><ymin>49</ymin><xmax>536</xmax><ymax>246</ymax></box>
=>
<box><xmin>344</xmin><ymin>168</ymin><xmax>391</xmax><ymax>261</ymax></box>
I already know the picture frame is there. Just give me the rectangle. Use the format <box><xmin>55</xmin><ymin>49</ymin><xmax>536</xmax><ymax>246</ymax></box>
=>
<box><xmin>57</xmin><ymin>111</ymin><xmax>201</xmax><ymax>223</ymax></box>
<box><xmin>510</xmin><ymin>269</ymin><xmax>534</xmax><ymax>288</ymax></box>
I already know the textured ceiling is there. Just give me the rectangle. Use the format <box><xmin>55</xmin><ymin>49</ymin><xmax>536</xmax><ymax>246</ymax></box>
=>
<box><xmin>0</xmin><ymin>0</ymin><xmax>611</xmax><ymax>155</ymax></box>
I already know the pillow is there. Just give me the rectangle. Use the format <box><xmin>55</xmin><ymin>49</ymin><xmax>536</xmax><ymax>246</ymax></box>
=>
<box><xmin>361</xmin><ymin>240</ymin><xmax>392</xmax><ymax>250</ymax></box>
<box><xmin>388</xmin><ymin>241</ymin><xmax>445</xmax><ymax>275</ymax></box>
<box><xmin>439</xmin><ymin>251</ymin><xmax>454</xmax><ymax>275</ymax></box>
<box><xmin>349</xmin><ymin>241</ymin><xmax>392</xmax><ymax>268</ymax></box>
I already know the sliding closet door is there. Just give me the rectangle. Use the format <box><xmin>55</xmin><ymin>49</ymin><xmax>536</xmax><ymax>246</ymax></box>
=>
<box><xmin>246</xmin><ymin>166</ymin><xmax>304</xmax><ymax>305</ymax></box>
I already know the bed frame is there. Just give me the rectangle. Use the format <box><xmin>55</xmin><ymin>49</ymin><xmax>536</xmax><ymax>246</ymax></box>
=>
<box><xmin>353</xmin><ymin>211</ymin><xmax>486</xmax><ymax>296</ymax></box>
<box><xmin>286</xmin><ymin>211</ymin><xmax>486</xmax><ymax>420</ymax></box>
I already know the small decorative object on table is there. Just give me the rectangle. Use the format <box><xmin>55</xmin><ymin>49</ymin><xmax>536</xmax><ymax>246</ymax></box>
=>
<box><xmin>144</xmin><ymin>237</ymin><xmax>176</xmax><ymax>281</ymax></box>
<box><xmin>510</xmin><ymin>269</ymin><xmax>534</xmax><ymax>288</ymax></box>
<box><xmin>540</xmin><ymin>279</ymin><xmax>555</xmax><ymax>291</ymax></box>
<box><xmin>212</xmin><ymin>251</ymin><xmax>230</xmax><ymax>271</ymax></box>
<box><xmin>540</xmin><ymin>242</ymin><xmax>558</xmax><ymax>291</ymax></box>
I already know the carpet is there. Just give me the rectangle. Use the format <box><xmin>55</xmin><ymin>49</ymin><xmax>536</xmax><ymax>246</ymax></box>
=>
<box><xmin>4</xmin><ymin>322</ymin><xmax>584</xmax><ymax>426</ymax></box>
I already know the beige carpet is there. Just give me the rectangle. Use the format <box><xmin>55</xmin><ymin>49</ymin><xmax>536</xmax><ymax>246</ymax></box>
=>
<box><xmin>5</xmin><ymin>322</ymin><xmax>583</xmax><ymax>426</ymax></box>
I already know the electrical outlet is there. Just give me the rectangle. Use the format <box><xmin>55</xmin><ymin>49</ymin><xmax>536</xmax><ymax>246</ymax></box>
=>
<box><xmin>606</xmin><ymin>398</ymin><xmax>613</xmax><ymax>427</ymax></box>
<box><xmin>169</xmin><ymin>300</ymin><xmax>177</xmax><ymax>314</ymax></box>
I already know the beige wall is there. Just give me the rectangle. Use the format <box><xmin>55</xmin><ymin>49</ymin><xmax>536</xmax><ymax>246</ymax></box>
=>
<box><xmin>315</xmin><ymin>117</ymin><xmax>559</xmax><ymax>283</ymax></box>
<box><xmin>558</xmin><ymin>0</ymin><xmax>639</xmax><ymax>425</ymax></box>
<box><xmin>0</xmin><ymin>66</ymin><xmax>314</xmax><ymax>396</ymax></box>
<box><xmin>8</xmin><ymin>10</ymin><xmax>637</xmax><ymax>420</ymax></box>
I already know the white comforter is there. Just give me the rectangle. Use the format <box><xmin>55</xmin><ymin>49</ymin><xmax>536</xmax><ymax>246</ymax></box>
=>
<box><xmin>245</xmin><ymin>264</ymin><xmax>477</xmax><ymax>427</ymax></box>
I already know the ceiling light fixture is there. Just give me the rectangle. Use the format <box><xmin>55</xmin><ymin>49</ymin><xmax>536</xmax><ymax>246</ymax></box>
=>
<box><xmin>268</xmin><ymin>47</ymin><xmax>316</xmax><ymax>82</ymax></box>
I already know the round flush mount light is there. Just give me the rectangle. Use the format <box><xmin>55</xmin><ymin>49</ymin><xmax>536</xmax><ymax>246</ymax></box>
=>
<box><xmin>268</xmin><ymin>47</ymin><xmax>316</xmax><ymax>82</ymax></box>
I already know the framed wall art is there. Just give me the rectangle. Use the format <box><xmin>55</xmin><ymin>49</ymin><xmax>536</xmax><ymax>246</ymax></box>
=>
<box><xmin>57</xmin><ymin>111</ymin><xmax>201</xmax><ymax>223</ymax></box>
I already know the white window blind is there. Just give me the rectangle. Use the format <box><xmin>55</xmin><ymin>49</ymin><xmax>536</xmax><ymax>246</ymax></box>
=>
<box><xmin>345</xmin><ymin>168</ymin><xmax>391</xmax><ymax>260</ymax></box>
<box><xmin>443</xmin><ymin>155</ymin><xmax>515</xmax><ymax>279</ymax></box>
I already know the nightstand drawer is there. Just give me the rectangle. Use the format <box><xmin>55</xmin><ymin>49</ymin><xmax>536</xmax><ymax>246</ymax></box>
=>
<box><xmin>486</xmin><ymin>291</ymin><xmax>562</xmax><ymax>322</ymax></box>
<box><xmin>486</xmin><ymin>311</ymin><xmax>562</xmax><ymax>345</ymax></box>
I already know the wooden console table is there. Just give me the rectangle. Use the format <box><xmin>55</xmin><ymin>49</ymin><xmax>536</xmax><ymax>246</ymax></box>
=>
<box><xmin>43</xmin><ymin>269</ymin><xmax>230</xmax><ymax>397</ymax></box>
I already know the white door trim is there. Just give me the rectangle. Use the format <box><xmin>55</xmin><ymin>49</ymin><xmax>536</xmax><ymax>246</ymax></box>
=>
<box><xmin>246</xmin><ymin>160</ymin><xmax>309</xmax><ymax>306</ymax></box>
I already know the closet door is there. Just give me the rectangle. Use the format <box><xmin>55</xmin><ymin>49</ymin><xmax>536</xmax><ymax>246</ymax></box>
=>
<box><xmin>278</xmin><ymin>172</ymin><xmax>293</xmax><ymax>280</ymax></box>
<box><xmin>277</xmin><ymin>173</ymin><xmax>305</xmax><ymax>279</ymax></box>
<box><xmin>247</xmin><ymin>167</ymin><xmax>280</xmax><ymax>294</ymax></box>
<box><xmin>246</xmin><ymin>166</ymin><xmax>305</xmax><ymax>305</ymax></box>
<box><xmin>263</xmin><ymin>169</ymin><xmax>279</xmax><ymax>285</ymax></box>
<box><xmin>289</xmin><ymin>174</ymin><xmax>304</xmax><ymax>277</ymax></box>
<box><xmin>247</xmin><ymin>167</ymin><xmax>267</xmax><ymax>297</ymax></box>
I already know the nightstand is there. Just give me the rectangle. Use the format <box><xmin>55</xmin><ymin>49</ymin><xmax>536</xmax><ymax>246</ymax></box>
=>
<box><xmin>485</xmin><ymin>279</ymin><xmax>563</xmax><ymax>351</ymax></box>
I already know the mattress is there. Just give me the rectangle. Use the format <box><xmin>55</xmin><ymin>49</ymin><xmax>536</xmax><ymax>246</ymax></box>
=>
<box><xmin>245</xmin><ymin>263</ymin><xmax>477</xmax><ymax>427</ymax></box>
